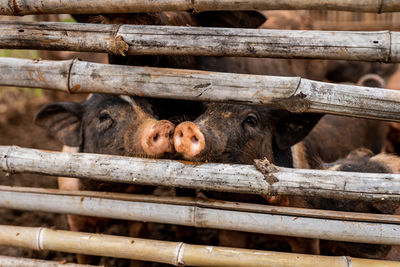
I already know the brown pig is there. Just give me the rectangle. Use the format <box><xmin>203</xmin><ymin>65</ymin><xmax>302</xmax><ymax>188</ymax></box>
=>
<box><xmin>35</xmin><ymin>94</ymin><xmax>175</xmax><ymax>265</ymax></box>
<box><xmin>318</xmin><ymin>148</ymin><xmax>400</xmax><ymax>260</ymax></box>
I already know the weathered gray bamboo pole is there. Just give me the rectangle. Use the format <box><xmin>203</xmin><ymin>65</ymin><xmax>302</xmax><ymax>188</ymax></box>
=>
<box><xmin>0</xmin><ymin>255</ymin><xmax>98</xmax><ymax>267</ymax></box>
<box><xmin>4</xmin><ymin>186</ymin><xmax>400</xmax><ymax>224</ymax></box>
<box><xmin>1</xmin><ymin>0</ymin><xmax>400</xmax><ymax>15</ymax></box>
<box><xmin>0</xmin><ymin>225</ymin><xmax>398</xmax><ymax>267</ymax></box>
<box><xmin>1</xmin><ymin>185</ymin><xmax>400</xmax><ymax>245</ymax></box>
<box><xmin>2</xmin><ymin>146</ymin><xmax>400</xmax><ymax>201</ymax></box>
<box><xmin>2</xmin><ymin>21</ymin><xmax>400</xmax><ymax>62</ymax></box>
<box><xmin>1</xmin><ymin>57</ymin><xmax>400</xmax><ymax>121</ymax></box>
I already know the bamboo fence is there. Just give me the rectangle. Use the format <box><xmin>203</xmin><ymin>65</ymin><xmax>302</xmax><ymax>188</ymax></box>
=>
<box><xmin>0</xmin><ymin>255</ymin><xmax>98</xmax><ymax>267</ymax></box>
<box><xmin>1</xmin><ymin>57</ymin><xmax>400</xmax><ymax>121</ymax></box>
<box><xmin>1</xmin><ymin>0</ymin><xmax>400</xmax><ymax>15</ymax></box>
<box><xmin>0</xmin><ymin>185</ymin><xmax>399</xmax><ymax>245</ymax></box>
<box><xmin>2</xmin><ymin>21</ymin><xmax>400</xmax><ymax>62</ymax></box>
<box><xmin>0</xmin><ymin>225</ymin><xmax>398</xmax><ymax>267</ymax></box>
<box><xmin>2</xmin><ymin>146</ymin><xmax>400</xmax><ymax>201</ymax></box>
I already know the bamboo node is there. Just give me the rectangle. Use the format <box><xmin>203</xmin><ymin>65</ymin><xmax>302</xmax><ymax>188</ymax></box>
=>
<box><xmin>111</xmin><ymin>35</ymin><xmax>129</xmax><ymax>56</ymax></box>
<box><xmin>254</xmin><ymin>158</ymin><xmax>279</xmax><ymax>185</ymax></box>
<box><xmin>176</xmin><ymin>242</ymin><xmax>185</xmax><ymax>266</ymax></box>
<box><xmin>37</xmin><ymin>227</ymin><xmax>46</xmax><ymax>250</ymax></box>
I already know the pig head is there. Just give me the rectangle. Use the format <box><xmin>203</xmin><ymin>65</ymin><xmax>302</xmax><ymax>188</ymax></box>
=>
<box><xmin>35</xmin><ymin>94</ymin><xmax>175</xmax><ymax>159</ymax></box>
<box><xmin>174</xmin><ymin>103</ymin><xmax>322</xmax><ymax>167</ymax></box>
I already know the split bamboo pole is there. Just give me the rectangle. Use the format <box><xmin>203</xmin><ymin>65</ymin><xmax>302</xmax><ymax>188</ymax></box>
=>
<box><xmin>0</xmin><ymin>225</ymin><xmax>398</xmax><ymax>267</ymax></box>
<box><xmin>0</xmin><ymin>255</ymin><xmax>98</xmax><ymax>267</ymax></box>
<box><xmin>1</xmin><ymin>57</ymin><xmax>400</xmax><ymax>121</ymax></box>
<box><xmin>0</xmin><ymin>185</ymin><xmax>400</xmax><ymax>245</ymax></box>
<box><xmin>2</xmin><ymin>146</ymin><xmax>400</xmax><ymax>201</ymax></box>
<box><xmin>1</xmin><ymin>0</ymin><xmax>400</xmax><ymax>15</ymax></box>
<box><xmin>2</xmin><ymin>21</ymin><xmax>400</xmax><ymax>62</ymax></box>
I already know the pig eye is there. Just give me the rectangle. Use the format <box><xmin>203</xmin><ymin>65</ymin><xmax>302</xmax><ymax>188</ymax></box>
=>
<box><xmin>243</xmin><ymin>114</ymin><xmax>258</xmax><ymax>128</ymax></box>
<box><xmin>97</xmin><ymin>111</ymin><xmax>114</xmax><ymax>131</ymax></box>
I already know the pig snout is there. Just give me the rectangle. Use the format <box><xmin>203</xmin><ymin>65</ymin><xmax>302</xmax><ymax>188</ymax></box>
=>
<box><xmin>141</xmin><ymin>120</ymin><xmax>175</xmax><ymax>156</ymax></box>
<box><xmin>174</xmin><ymin>121</ymin><xmax>206</xmax><ymax>158</ymax></box>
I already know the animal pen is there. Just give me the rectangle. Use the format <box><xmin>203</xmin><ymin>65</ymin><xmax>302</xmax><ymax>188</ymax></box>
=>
<box><xmin>1</xmin><ymin>0</ymin><xmax>400</xmax><ymax>266</ymax></box>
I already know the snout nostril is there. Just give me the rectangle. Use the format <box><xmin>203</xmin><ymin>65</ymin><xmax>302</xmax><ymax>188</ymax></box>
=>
<box><xmin>178</xmin><ymin>131</ymin><xmax>183</xmax><ymax>138</ymax></box>
<box><xmin>192</xmin><ymin>135</ymin><xmax>199</xmax><ymax>143</ymax></box>
<box><xmin>153</xmin><ymin>133</ymin><xmax>159</xmax><ymax>142</ymax></box>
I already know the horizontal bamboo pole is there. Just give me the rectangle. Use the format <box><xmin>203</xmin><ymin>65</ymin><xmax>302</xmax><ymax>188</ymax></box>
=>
<box><xmin>3</xmin><ymin>185</ymin><xmax>399</xmax><ymax>225</ymax></box>
<box><xmin>1</xmin><ymin>185</ymin><xmax>400</xmax><ymax>245</ymax></box>
<box><xmin>1</xmin><ymin>57</ymin><xmax>400</xmax><ymax>121</ymax></box>
<box><xmin>1</xmin><ymin>0</ymin><xmax>400</xmax><ymax>15</ymax></box>
<box><xmin>2</xmin><ymin>146</ymin><xmax>400</xmax><ymax>201</ymax></box>
<box><xmin>0</xmin><ymin>225</ymin><xmax>398</xmax><ymax>267</ymax></box>
<box><xmin>0</xmin><ymin>255</ymin><xmax>98</xmax><ymax>267</ymax></box>
<box><xmin>2</xmin><ymin>21</ymin><xmax>400</xmax><ymax>62</ymax></box>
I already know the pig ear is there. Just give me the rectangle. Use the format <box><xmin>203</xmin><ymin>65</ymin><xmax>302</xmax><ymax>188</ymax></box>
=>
<box><xmin>34</xmin><ymin>102</ymin><xmax>83</xmax><ymax>147</ymax></box>
<box><xmin>357</xmin><ymin>74</ymin><xmax>386</xmax><ymax>88</ymax></box>
<box><xmin>273</xmin><ymin>111</ymin><xmax>323</xmax><ymax>150</ymax></box>
<box><xmin>196</xmin><ymin>11</ymin><xmax>267</xmax><ymax>28</ymax></box>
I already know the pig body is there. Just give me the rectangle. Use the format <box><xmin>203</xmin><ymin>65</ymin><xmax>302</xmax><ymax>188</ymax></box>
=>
<box><xmin>293</xmin><ymin>74</ymin><xmax>389</xmax><ymax>169</ymax></box>
<box><xmin>318</xmin><ymin>148</ymin><xmax>400</xmax><ymax>260</ymax></box>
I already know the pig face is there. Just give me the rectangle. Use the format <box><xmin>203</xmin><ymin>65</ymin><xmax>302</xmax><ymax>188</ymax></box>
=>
<box><xmin>35</xmin><ymin>94</ymin><xmax>175</xmax><ymax>157</ymax></box>
<box><xmin>174</xmin><ymin>103</ymin><xmax>322</xmax><ymax>166</ymax></box>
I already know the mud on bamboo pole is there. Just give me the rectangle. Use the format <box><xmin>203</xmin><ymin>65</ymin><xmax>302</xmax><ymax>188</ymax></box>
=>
<box><xmin>0</xmin><ymin>185</ymin><xmax>400</xmax><ymax>245</ymax></box>
<box><xmin>0</xmin><ymin>225</ymin><xmax>398</xmax><ymax>267</ymax></box>
<box><xmin>2</xmin><ymin>21</ymin><xmax>400</xmax><ymax>62</ymax></box>
<box><xmin>1</xmin><ymin>0</ymin><xmax>400</xmax><ymax>15</ymax></box>
<box><xmin>2</xmin><ymin>146</ymin><xmax>400</xmax><ymax>201</ymax></box>
<box><xmin>1</xmin><ymin>57</ymin><xmax>400</xmax><ymax>122</ymax></box>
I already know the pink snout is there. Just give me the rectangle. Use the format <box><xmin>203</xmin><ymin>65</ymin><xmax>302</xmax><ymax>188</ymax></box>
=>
<box><xmin>174</xmin><ymin>121</ymin><xmax>205</xmax><ymax>158</ymax></box>
<box><xmin>141</xmin><ymin>120</ymin><xmax>175</xmax><ymax>156</ymax></box>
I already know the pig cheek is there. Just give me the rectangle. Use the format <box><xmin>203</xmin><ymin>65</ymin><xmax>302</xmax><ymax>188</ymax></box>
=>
<box><xmin>239</xmin><ymin>135</ymin><xmax>274</xmax><ymax>164</ymax></box>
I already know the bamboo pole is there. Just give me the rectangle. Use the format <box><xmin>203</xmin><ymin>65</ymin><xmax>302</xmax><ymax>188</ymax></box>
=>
<box><xmin>1</xmin><ymin>57</ymin><xmax>400</xmax><ymax>122</ymax></box>
<box><xmin>1</xmin><ymin>0</ymin><xmax>400</xmax><ymax>15</ymax></box>
<box><xmin>0</xmin><ymin>185</ymin><xmax>400</xmax><ymax>245</ymax></box>
<box><xmin>0</xmin><ymin>255</ymin><xmax>98</xmax><ymax>267</ymax></box>
<box><xmin>2</xmin><ymin>146</ymin><xmax>400</xmax><ymax>201</ymax></box>
<box><xmin>0</xmin><ymin>225</ymin><xmax>398</xmax><ymax>267</ymax></box>
<box><xmin>2</xmin><ymin>185</ymin><xmax>399</xmax><ymax>225</ymax></box>
<box><xmin>2</xmin><ymin>21</ymin><xmax>400</xmax><ymax>62</ymax></box>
